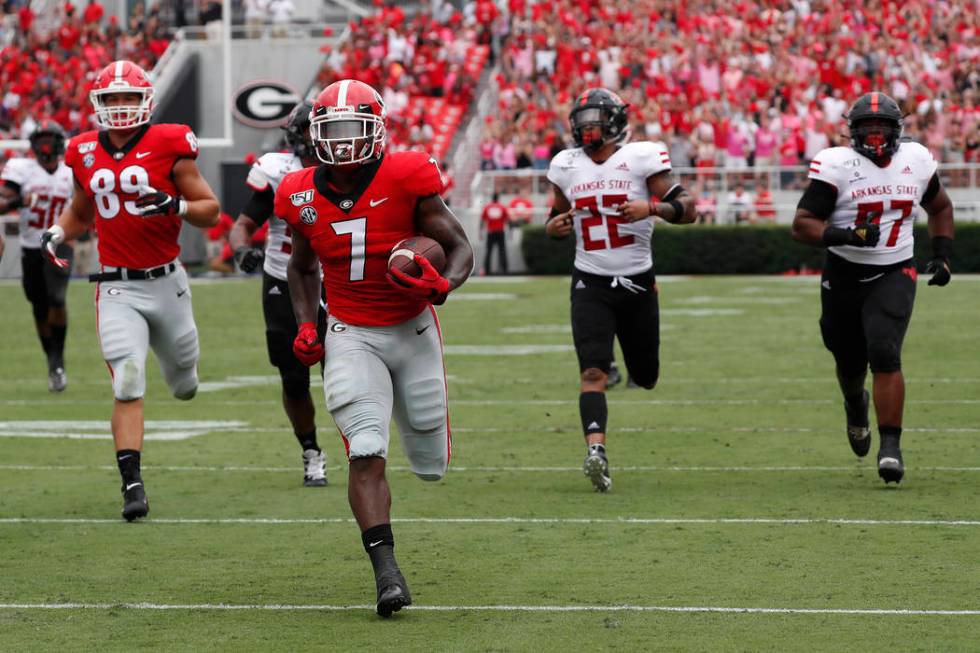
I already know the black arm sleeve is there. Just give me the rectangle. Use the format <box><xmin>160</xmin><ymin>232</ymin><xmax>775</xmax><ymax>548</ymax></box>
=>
<box><xmin>796</xmin><ymin>179</ymin><xmax>838</xmax><ymax>220</ymax></box>
<box><xmin>919</xmin><ymin>173</ymin><xmax>941</xmax><ymax>206</ymax></box>
<box><xmin>241</xmin><ymin>188</ymin><xmax>275</xmax><ymax>226</ymax></box>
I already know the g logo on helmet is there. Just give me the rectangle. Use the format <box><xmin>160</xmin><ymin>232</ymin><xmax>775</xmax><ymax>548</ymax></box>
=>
<box><xmin>300</xmin><ymin>206</ymin><xmax>318</xmax><ymax>225</ymax></box>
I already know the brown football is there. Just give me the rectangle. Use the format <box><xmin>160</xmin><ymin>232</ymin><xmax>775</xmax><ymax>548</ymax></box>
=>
<box><xmin>388</xmin><ymin>236</ymin><xmax>447</xmax><ymax>284</ymax></box>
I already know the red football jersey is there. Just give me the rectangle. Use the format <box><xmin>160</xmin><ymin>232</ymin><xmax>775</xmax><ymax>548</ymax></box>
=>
<box><xmin>275</xmin><ymin>151</ymin><xmax>445</xmax><ymax>327</ymax></box>
<box><xmin>64</xmin><ymin>124</ymin><xmax>199</xmax><ymax>268</ymax></box>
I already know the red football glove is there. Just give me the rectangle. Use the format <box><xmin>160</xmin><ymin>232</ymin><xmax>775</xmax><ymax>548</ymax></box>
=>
<box><xmin>292</xmin><ymin>321</ymin><xmax>323</xmax><ymax>367</ymax></box>
<box><xmin>387</xmin><ymin>254</ymin><xmax>451</xmax><ymax>302</ymax></box>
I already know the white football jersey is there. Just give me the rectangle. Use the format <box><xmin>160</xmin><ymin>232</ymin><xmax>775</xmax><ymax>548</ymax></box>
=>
<box><xmin>547</xmin><ymin>141</ymin><xmax>671</xmax><ymax>276</ymax></box>
<box><xmin>1</xmin><ymin>157</ymin><xmax>73</xmax><ymax>249</ymax></box>
<box><xmin>808</xmin><ymin>142</ymin><xmax>937</xmax><ymax>266</ymax></box>
<box><xmin>246</xmin><ymin>152</ymin><xmax>305</xmax><ymax>280</ymax></box>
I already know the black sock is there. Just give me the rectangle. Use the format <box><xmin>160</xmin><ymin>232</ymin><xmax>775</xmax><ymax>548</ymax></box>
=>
<box><xmin>116</xmin><ymin>449</ymin><xmax>142</xmax><ymax>485</ymax></box>
<box><xmin>49</xmin><ymin>324</ymin><xmax>67</xmax><ymax>370</ymax></box>
<box><xmin>362</xmin><ymin>523</ymin><xmax>396</xmax><ymax>573</ymax></box>
<box><xmin>39</xmin><ymin>335</ymin><xmax>52</xmax><ymax>358</ymax></box>
<box><xmin>296</xmin><ymin>429</ymin><xmax>319</xmax><ymax>452</ymax></box>
<box><xmin>579</xmin><ymin>391</ymin><xmax>608</xmax><ymax>436</ymax></box>
<box><xmin>879</xmin><ymin>425</ymin><xmax>902</xmax><ymax>446</ymax></box>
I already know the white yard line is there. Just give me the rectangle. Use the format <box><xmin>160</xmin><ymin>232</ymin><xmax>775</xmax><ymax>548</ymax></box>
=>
<box><xmin>0</xmin><ymin>602</ymin><xmax>976</xmax><ymax>615</ymax></box>
<box><xmin>2</xmin><ymin>464</ymin><xmax>979</xmax><ymax>473</ymax></box>
<box><xmin>1</xmin><ymin>517</ymin><xmax>977</xmax><ymax>526</ymax></box>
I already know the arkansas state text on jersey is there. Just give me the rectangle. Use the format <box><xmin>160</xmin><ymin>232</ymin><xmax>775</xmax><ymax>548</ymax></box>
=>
<box><xmin>246</xmin><ymin>151</ymin><xmax>305</xmax><ymax>280</ymax></box>
<box><xmin>547</xmin><ymin>140</ymin><xmax>672</xmax><ymax>276</ymax></box>
<box><xmin>274</xmin><ymin>151</ymin><xmax>445</xmax><ymax>326</ymax></box>
<box><xmin>1</xmin><ymin>158</ymin><xmax>73</xmax><ymax>248</ymax></box>
<box><xmin>64</xmin><ymin>124</ymin><xmax>200</xmax><ymax>268</ymax></box>
<box><xmin>809</xmin><ymin>142</ymin><xmax>937</xmax><ymax>266</ymax></box>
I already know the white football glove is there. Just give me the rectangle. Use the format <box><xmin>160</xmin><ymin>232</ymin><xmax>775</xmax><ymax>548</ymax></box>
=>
<box><xmin>40</xmin><ymin>225</ymin><xmax>70</xmax><ymax>269</ymax></box>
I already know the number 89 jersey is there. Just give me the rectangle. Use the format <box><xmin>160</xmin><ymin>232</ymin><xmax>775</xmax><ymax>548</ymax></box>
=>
<box><xmin>808</xmin><ymin>142</ymin><xmax>937</xmax><ymax>266</ymax></box>
<box><xmin>548</xmin><ymin>141</ymin><xmax>671</xmax><ymax>277</ymax></box>
<box><xmin>65</xmin><ymin>124</ymin><xmax>200</xmax><ymax>268</ymax></box>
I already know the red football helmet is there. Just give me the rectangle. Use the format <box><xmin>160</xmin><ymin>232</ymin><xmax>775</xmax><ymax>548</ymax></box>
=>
<box><xmin>90</xmin><ymin>60</ymin><xmax>154</xmax><ymax>130</ymax></box>
<box><xmin>309</xmin><ymin>79</ymin><xmax>387</xmax><ymax>167</ymax></box>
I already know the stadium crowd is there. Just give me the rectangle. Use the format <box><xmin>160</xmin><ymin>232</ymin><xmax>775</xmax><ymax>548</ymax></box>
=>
<box><xmin>482</xmin><ymin>0</ymin><xmax>980</xmax><ymax>175</ymax></box>
<box><xmin>0</xmin><ymin>0</ymin><xmax>172</xmax><ymax>140</ymax></box>
<box><xmin>314</xmin><ymin>1</ymin><xmax>486</xmax><ymax>156</ymax></box>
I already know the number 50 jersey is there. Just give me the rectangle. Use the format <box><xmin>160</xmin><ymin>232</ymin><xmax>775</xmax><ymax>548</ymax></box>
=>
<box><xmin>0</xmin><ymin>157</ymin><xmax>73</xmax><ymax>249</ymax></box>
<box><xmin>274</xmin><ymin>151</ymin><xmax>446</xmax><ymax>327</ymax></box>
<box><xmin>808</xmin><ymin>141</ymin><xmax>937</xmax><ymax>266</ymax></box>
<box><xmin>548</xmin><ymin>140</ymin><xmax>671</xmax><ymax>277</ymax></box>
<box><xmin>65</xmin><ymin>124</ymin><xmax>200</xmax><ymax>269</ymax></box>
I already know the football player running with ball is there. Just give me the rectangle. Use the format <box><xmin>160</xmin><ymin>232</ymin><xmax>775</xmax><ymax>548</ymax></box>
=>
<box><xmin>0</xmin><ymin>120</ymin><xmax>74</xmax><ymax>392</ymax></box>
<box><xmin>275</xmin><ymin>80</ymin><xmax>473</xmax><ymax>617</ymax></box>
<box><xmin>43</xmin><ymin>60</ymin><xmax>220</xmax><ymax>520</ymax></box>
<box><xmin>545</xmin><ymin>89</ymin><xmax>696</xmax><ymax>492</ymax></box>
<box><xmin>229</xmin><ymin>101</ymin><xmax>330</xmax><ymax>488</ymax></box>
<box><xmin>792</xmin><ymin>92</ymin><xmax>955</xmax><ymax>484</ymax></box>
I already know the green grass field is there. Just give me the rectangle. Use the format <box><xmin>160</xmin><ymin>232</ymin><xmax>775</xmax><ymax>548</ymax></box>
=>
<box><xmin>1</xmin><ymin>274</ymin><xmax>978</xmax><ymax>652</ymax></box>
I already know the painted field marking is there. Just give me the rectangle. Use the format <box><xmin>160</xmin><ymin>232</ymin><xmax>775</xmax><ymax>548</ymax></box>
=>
<box><xmin>0</xmin><ymin>420</ymin><xmax>248</xmax><ymax>441</ymax></box>
<box><xmin>2</xmin><ymin>464</ymin><xmax>979</xmax><ymax>474</ymax></box>
<box><xmin>1</xmin><ymin>517</ymin><xmax>977</xmax><ymax>526</ymax></box>
<box><xmin>0</xmin><ymin>602</ymin><xmax>976</xmax><ymax>616</ymax></box>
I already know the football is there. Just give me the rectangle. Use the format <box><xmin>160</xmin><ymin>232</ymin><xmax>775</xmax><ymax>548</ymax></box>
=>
<box><xmin>388</xmin><ymin>236</ymin><xmax>447</xmax><ymax>283</ymax></box>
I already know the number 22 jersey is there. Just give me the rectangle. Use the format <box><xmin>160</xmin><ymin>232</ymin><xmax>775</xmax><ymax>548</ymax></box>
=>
<box><xmin>547</xmin><ymin>140</ymin><xmax>672</xmax><ymax>277</ymax></box>
<box><xmin>274</xmin><ymin>151</ymin><xmax>446</xmax><ymax>327</ymax></box>
<box><xmin>64</xmin><ymin>124</ymin><xmax>200</xmax><ymax>268</ymax></box>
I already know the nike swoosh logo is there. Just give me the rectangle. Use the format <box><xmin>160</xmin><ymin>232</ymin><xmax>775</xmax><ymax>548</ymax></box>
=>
<box><xmin>125</xmin><ymin>482</ymin><xmax>142</xmax><ymax>491</ymax></box>
<box><xmin>368</xmin><ymin>540</ymin><xmax>384</xmax><ymax>548</ymax></box>
<box><xmin>369</xmin><ymin>197</ymin><xmax>388</xmax><ymax>207</ymax></box>
<box><xmin>177</xmin><ymin>289</ymin><xmax>188</xmax><ymax>297</ymax></box>
<box><xmin>416</xmin><ymin>325</ymin><xmax>429</xmax><ymax>335</ymax></box>
<box><xmin>135</xmin><ymin>152</ymin><xmax>152</xmax><ymax>159</ymax></box>
<box><xmin>859</xmin><ymin>273</ymin><xmax>884</xmax><ymax>283</ymax></box>
<box><xmin>117</xmin><ymin>455</ymin><xmax>133</xmax><ymax>461</ymax></box>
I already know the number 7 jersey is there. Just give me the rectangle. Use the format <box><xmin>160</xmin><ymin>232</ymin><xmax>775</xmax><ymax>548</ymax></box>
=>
<box><xmin>808</xmin><ymin>141</ymin><xmax>937</xmax><ymax>266</ymax></box>
<box><xmin>64</xmin><ymin>124</ymin><xmax>200</xmax><ymax>268</ymax></box>
<box><xmin>274</xmin><ymin>151</ymin><xmax>446</xmax><ymax>327</ymax></box>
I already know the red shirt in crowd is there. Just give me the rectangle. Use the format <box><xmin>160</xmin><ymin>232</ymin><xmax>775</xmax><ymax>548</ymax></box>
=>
<box><xmin>481</xmin><ymin>201</ymin><xmax>509</xmax><ymax>233</ymax></box>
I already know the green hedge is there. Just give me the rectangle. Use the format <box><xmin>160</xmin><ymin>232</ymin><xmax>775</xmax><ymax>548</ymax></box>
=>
<box><xmin>521</xmin><ymin>224</ymin><xmax>980</xmax><ymax>275</ymax></box>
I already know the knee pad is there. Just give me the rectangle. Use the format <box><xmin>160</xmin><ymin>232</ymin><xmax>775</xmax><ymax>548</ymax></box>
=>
<box><xmin>403</xmin><ymin>378</ymin><xmax>446</xmax><ymax>432</ymax></box>
<box><xmin>171</xmin><ymin>368</ymin><xmax>198</xmax><ymax>400</ymax></box>
<box><xmin>280</xmin><ymin>364</ymin><xmax>310</xmax><ymax>399</ymax></box>
<box><xmin>111</xmin><ymin>358</ymin><xmax>146</xmax><ymax>401</ymax></box>
<box><xmin>868</xmin><ymin>339</ymin><xmax>901</xmax><ymax>373</ymax></box>
<box><xmin>326</xmin><ymin>376</ymin><xmax>388</xmax><ymax>460</ymax></box>
<box><xmin>631</xmin><ymin>362</ymin><xmax>659</xmax><ymax>390</ymax></box>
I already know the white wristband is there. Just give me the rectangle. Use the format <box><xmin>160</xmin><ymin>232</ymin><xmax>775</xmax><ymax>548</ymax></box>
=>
<box><xmin>177</xmin><ymin>198</ymin><xmax>188</xmax><ymax>216</ymax></box>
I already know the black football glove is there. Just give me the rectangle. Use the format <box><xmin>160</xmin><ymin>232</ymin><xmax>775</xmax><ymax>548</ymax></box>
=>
<box><xmin>925</xmin><ymin>258</ymin><xmax>951</xmax><ymax>286</ymax></box>
<box><xmin>846</xmin><ymin>224</ymin><xmax>880</xmax><ymax>247</ymax></box>
<box><xmin>135</xmin><ymin>185</ymin><xmax>186</xmax><ymax>217</ymax></box>
<box><xmin>234</xmin><ymin>246</ymin><xmax>265</xmax><ymax>273</ymax></box>
<box><xmin>823</xmin><ymin>225</ymin><xmax>880</xmax><ymax>248</ymax></box>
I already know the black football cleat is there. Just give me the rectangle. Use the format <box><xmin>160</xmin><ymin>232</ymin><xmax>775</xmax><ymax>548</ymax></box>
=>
<box><xmin>606</xmin><ymin>363</ymin><xmax>622</xmax><ymax>389</ymax></box>
<box><xmin>877</xmin><ymin>435</ymin><xmax>905</xmax><ymax>484</ymax></box>
<box><xmin>844</xmin><ymin>390</ymin><xmax>871</xmax><ymax>457</ymax></box>
<box><xmin>375</xmin><ymin>568</ymin><xmax>412</xmax><ymax>618</ymax></box>
<box><xmin>121</xmin><ymin>481</ymin><xmax>149</xmax><ymax>521</ymax></box>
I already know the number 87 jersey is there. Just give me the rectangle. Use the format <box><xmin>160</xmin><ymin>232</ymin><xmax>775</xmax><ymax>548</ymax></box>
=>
<box><xmin>64</xmin><ymin>124</ymin><xmax>200</xmax><ymax>269</ymax></box>
<box><xmin>808</xmin><ymin>141</ymin><xmax>937</xmax><ymax>266</ymax></box>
